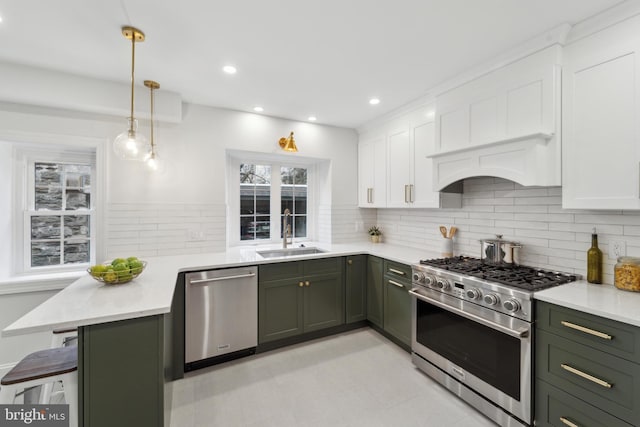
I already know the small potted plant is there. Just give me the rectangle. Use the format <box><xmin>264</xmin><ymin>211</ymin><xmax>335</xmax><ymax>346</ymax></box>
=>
<box><xmin>368</xmin><ymin>226</ymin><xmax>382</xmax><ymax>243</ymax></box>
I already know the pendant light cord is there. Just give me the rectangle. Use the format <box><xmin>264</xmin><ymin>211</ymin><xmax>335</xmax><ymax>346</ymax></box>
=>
<box><xmin>129</xmin><ymin>35</ymin><xmax>136</xmax><ymax>129</ymax></box>
<box><xmin>150</xmin><ymin>84</ymin><xmax>155</xmax><ymax>153</ymax></box>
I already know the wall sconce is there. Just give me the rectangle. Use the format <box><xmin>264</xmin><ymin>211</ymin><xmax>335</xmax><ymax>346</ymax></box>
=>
<box><xmin>278</xmin><ymin>131</ymin><xmax>298</xmax><ymax>152</ymax></box>
<box><xmin>144</xmin><ymin>80</ymin><xmax>164</xmax><ymax>172</ymax></box>
<box><xmin>113</xmin><ymin>26</ymin><xmax>149</xmax><ymax>161</ymax></box>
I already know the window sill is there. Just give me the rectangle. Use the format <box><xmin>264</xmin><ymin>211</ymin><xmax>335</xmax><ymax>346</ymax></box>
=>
<box><xmin>0</xmin><ymin>271</ymin><xmax>84</xmax><ymax>295</ymax></box>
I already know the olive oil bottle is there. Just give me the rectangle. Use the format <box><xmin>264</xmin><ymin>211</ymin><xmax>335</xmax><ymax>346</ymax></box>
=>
<box><xmin>587</xmin><ymin>227</ymin><xmax>603</xmax><ymax>284</ymax></box>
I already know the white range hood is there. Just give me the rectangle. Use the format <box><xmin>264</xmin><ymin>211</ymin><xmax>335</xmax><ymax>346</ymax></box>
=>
<box><xmin>427</xmin><ymin>45</ymin><xmax>563</xmax><ymax>191</ymax></box>
<box><xmin>428</xmin><ymin>132</ymin><xmax>560</xmax><ymax>190</ymax></box>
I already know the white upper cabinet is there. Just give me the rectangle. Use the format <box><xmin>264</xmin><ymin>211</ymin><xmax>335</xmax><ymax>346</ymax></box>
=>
<box><xmin>562</xmin><ymin>16</ymin><xmax>640</xmax><ymax>209</ymax></box>
<box><xmin>358</xmin><ymin>133</ymin><xmax>387</xmax><ymax>208</ymax></box>
<box><xmin>359</xmin><ymin>105</ymin><xmax>462</xmax><ymax>209</ymax></box>
<box><xmin>386</xmin><ymin>107</ymin><xmax>461</xmax><ymax>208</ymax></box>
<box><xmin>430</xmin><ymin>46</ymin><xmax>562</xmax><ymax>190</ymax></box>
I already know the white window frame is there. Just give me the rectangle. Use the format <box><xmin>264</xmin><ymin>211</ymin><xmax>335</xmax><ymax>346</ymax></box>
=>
<box><xmin>10</xmin><ymin>136</ymin><xmax>105</xmax><ymax>278</ymax></box>
<box><xmin>228</xmin><ymin>153</ymin><xmax>316</xmax><ymax>247</ymax></box>
<box><xmin>23</xmin><ymin>156</ymin><xmax>95</xmax><ymax>272</ymax></box>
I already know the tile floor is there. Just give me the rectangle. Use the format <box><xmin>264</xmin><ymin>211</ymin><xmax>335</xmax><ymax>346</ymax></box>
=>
<box><xmin>168</xmin><ymin>328</ymin><xmax>498</xmax><ymax>426</ymax></box>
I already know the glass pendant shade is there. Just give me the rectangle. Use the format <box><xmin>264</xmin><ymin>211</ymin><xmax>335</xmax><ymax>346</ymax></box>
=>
<box><xmin>114</xmin><ymin>118</ymin><xmax>149</xmax><ymax>160</ymax></box>
<box><xmin>145</xmin><ymin>150</ymin><xmax>165</xmax><ymax>173</ymax></box>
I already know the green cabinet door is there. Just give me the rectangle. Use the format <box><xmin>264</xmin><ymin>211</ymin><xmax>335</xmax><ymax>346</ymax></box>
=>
<box><xmin>367</xmin><ymin>256</ymin><xmax>384</xmax><ymax>328</ymax></box>
<box><xmin>303</xmin><ymin>272</ymin><xmax>344</xmax><ymax>332</ymax></box>
<box><xmin>258</xmin><ymin>278</ymin><xmax>304</xmax><ymax>343</ymax></box>
<box><xmin>345</xmin><ymin>255</ymin><xmax>367</xmax><ymax>323</ymax></box>
<box><xmin>383</xmin><ymin>277</ymin><xmax>411</xmax><ymax>346</ymax></box>
<box><xmin>79</xmin><ymin>315</ymin><xmax>165</xmax><ymax>427</ymax></box>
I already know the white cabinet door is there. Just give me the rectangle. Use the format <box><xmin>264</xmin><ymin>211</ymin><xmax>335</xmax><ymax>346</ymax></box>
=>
<box><xmin>358</xmin><ymin>134</ymin><xmax>387</xmax><ymax>208</ymax></box>
<box><xmin>386</xmin><ymin>128</ymin><xmax>411</xmax><ymax>207</ymax></box>
<box><xmin>412</xmin><ymin>120</ymin><xmax>443</xmax><ymax>208</ymax></box>
<box><xmin>563</xmin><ymin>18</ymin><xmax>640</xmax><ymax>209</ymax></box>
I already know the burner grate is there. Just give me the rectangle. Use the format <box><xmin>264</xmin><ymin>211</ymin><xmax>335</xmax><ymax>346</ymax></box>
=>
<box><xmin>419</xmin><ymin>257</ymin><xmax>577</xmax><ymax>290</ymax></box>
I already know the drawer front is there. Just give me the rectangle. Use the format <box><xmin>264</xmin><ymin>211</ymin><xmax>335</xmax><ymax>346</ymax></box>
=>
<box><xmin>537</xmin><ymin>301</ymin><xmax>639</xmax><ymax>362</ymax></box>
<box><xmin>259</xmin><ymin>261</ymin><xmax>304</xmax><ymax>282</ymax></box>
<box><xmin>383</xmin><ymin>260</ymin><xmax>411</xmax><ymax>282</ymax></box>
<box><xmin>536</xmin><ymin>329</ymin><xmax>640</xmax><ymax>425</ymax></box>
<box><xmin>536</xmin><ymin>380</ymin><xmax>634</xmax><ymax>427</ymax></box>
<box><xmin>303</xmin><ymin>257</ymin><xmax>342</xmax><ymax>276</ymax></box>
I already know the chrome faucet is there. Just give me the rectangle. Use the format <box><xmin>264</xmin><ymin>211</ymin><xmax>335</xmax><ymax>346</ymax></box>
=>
<box><xmin>283</xmin><ymin>209</ymin><xmax>292</xmax><ymax>248</ymax></box>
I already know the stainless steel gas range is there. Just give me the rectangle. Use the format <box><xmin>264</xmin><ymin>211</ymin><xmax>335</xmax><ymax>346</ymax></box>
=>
<box><xmin>410</xmin><ymin>257</ymin><xmax>577</xmax><ymax>427</ymax></box>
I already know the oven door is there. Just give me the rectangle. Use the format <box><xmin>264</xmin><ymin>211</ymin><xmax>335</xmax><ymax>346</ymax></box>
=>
<box><xmin>410</xmin><ymin>286</ymin><xmax>532</xmax><ymax>424</ymax></box>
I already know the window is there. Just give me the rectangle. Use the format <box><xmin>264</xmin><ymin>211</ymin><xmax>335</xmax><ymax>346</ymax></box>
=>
<box><xmin>280</xmin><ymin>166</ymin><xmax>307</xmax><ymax>238</ymax></box>
<box><xmin>13</xmin><ymin>146</ymin><xmax>96</xmax><ymax>274</ymax></box>
<box><xmin>28</xmin><ymin>162</ymin><xmax>93</xmax><ymax>268</ymax></box>
<box><xmin>240</xmin><ymin>164</ymin><xmax>271</xmax><ymax>241</ymax></box>
<box><xmin>237</xmin><ymin>161</ymin><xmax>309</xmax><ymax>243</ymax></box>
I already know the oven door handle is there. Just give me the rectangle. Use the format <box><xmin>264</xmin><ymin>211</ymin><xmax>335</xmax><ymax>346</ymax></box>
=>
<box><xmin>409</xmin><ymin>290</ymin><xmax>529</xmax><ymax>339</ymax></box>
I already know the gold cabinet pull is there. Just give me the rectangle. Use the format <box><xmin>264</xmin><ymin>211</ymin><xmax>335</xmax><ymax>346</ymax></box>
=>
<box><xmin>560</xmin><ymin>364</ymin><xmax>613</xmax><ymax>389</ymax></box>
<box><xmin>305</xmin><ymin>281</ymin><xmax>310</xmax><ymax>287</ymax></box>
<box><xmin>299</xmin><ymin>282</ymin><xmax>304</xmax><ymax>287</ymax></box>
<box><xmin>347</xmin><ymin>259</ymin><xmax>353</xmax><ymax>265</ymax></box>
<box><xmin>561</xmin><ymin>321</ymin><xmax>613</xmax><ymax>340</ymax></box>
<box><xmin>388</xmin><ymin>279</ymin><xmax>405</xmax><ymax>288</ymax></box>
<box><xmin>404</xmin><ymin>184</ymin><xmax>409</xmax><ymax>203</ymax></box>
<box><xmin>388</xmin><ymin>268</ymin><xmax>406</xmax><ymax>276</ymax></box>
<box><xmin>559</xmin><ymin>417</ymin><xmax>579</xmax><ymax>427</ymax></box>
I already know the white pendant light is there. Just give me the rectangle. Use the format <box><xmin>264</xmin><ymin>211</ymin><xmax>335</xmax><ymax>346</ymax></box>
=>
<box><xmin>144</xmin><ymin>80</ymin><xmax>165</xmax><ymax>173</ymax></box>
<box><xmin>113</xmin><ymin>26</ymin><xmax>149</xmax><ymax>161</ymax></box>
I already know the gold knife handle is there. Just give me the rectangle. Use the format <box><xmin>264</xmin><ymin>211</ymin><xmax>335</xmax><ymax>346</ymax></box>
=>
<box><xmin>561</xmin><ymin>321</ymin><xmax>613</xmax><ymax>340</ymax></box>
<box><xmin>560</xmin><ymin>364</ymin><xmax>613</xmax><ymax>389</ymax></box>
<box><xmin>559</xmin><ymin>417</ymin><xmax>579</xmax><ymax>427</ymax></box>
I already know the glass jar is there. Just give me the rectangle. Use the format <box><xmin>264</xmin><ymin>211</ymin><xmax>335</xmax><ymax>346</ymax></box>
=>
<box><xmin>614</xmin><ymin>257</ymin><xmax>640</xmax><ymax>292</ymax></box>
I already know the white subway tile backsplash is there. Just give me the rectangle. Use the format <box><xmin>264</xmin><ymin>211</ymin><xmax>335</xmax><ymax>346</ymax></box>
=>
<box><xmin>106</xmin><ymin>203</ymin><xmax>226</xmax><ymax>257</ymax></box>
<box><xmin>365</xmin><ymin>177</ymin><xmax>640</xmax><ymax>284</ymax></box>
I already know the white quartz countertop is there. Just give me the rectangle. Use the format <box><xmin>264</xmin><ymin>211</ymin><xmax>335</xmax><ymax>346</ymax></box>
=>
<box><xmin>534</xmin><ymin>280</ymin><xmax>640</xmax><ymax>328</ymax></box>
<box><xmin>3</xmin><ymin>242</ymin><xmax>439</xmax><ymax>337</ymax></box>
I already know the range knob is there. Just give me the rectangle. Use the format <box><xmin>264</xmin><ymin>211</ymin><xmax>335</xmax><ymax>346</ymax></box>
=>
<box><xmin>435</xmin><ymin>278</ymin><xmax>451</xmax><ymax>290</ymax></box>
<box><xmin>483</xmin><ymin>294</ymin><xmax>499</xmax><ymax>305</ymax></box>
<box><xmin>424</xmin><ymin>274</ymin><xmax>436</xmax><ymax>286</ymax></box>
<box><xmin>412</xmin><ymin>272</ymin><xmax>425</xmax><ymax>283</ymax></box>
<box><xmin>503</xmin><ymin>299</ymin><xmax>521</xmax><ymax>313</ymax></box>
<box><xmin>465</xmin><ymin>288</ymin><xmax>481</xmax><ymax>300</ymax></box>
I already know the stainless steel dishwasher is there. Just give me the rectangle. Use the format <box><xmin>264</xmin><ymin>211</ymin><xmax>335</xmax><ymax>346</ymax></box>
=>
<box><xmin>184</xmin><ymin>266</ymin><xmax>257</xmax><ymax>371</ymax></box>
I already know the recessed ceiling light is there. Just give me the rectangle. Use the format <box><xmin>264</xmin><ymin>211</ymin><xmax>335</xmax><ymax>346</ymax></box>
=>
<box><xmin>253</xmin><ymin>106</ymin><xmax>264</xmax><ymax>112</ymax></box>
<box><xmin>223</xmin><ymin>65</ymin><xmax>237</xmax><ymax>74</ymax></box>
<box><xmin>369</xmin><ymin>98</ymin><xmax>380</xmax><ymax>105</ymax></box>
<box><xmin>308</xmin><ymin>116</ymin><xmax>317</xmax><ymax>121</ymax></box>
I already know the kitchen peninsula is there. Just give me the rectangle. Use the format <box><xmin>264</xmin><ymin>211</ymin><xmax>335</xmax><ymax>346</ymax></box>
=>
<box><xmin>2</xmin><ymin>243</ymin><xmax>433</xmax><ymax>427</ymax></box>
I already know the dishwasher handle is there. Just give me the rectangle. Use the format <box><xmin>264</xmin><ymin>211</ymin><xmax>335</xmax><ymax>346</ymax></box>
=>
<box><xmin>189</xmin><ymin>272</ymin><xmax>256</xmax><ymax>285</ymax></box>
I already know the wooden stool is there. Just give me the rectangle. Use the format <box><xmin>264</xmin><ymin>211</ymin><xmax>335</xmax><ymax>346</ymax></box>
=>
<box><xmin>40</xmin><ymin>328</ymin><xmax>78</xmax><ymax>404</ymax></box>
<box><xmin>0</xmin><ymin>346</ymin><xmax>78</xmax><ymax>427</ymax></box>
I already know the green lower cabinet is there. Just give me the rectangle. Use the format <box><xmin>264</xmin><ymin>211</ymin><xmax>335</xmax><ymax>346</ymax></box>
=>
<box><xmin>258</xmin><ymin>278</ymin><xmax>304</xmax><ymax>343</ymax></box>
<box><xmin>79</xmin><ymin>315</ymin><xmax>165</xmax><ymax>427</ymax></box>
<box><xmin>383</xmin><ymin>275</ymin><xmax>411</xmax><ymax>346</ymax></box>
<box><xmin>258</xmin><ymin>258</ymin><xmax>345</xmax><ymax>344</ymax></box>
<box><xmin>303</xmin><ymin>272</ymin><xmax>344</xmax><ymax>332</ymax></box>
<box><xmin>366</xmin><ymin>256</ymin><xmax>384</xmax><ymax>328</ymax></box>
<box><xmin>536</xmin><ymin>380</ymin><xmax>634</xmax><ymax>427</ymax></box>
<box><xmin>535</xmin><ymin>301</ymin><xmax>640</xmax><ymax>427</ymax></box>
<box><xmin>345</xmin><ymin>255</ymin><xmax>367</xmax><ymax>323</ymax></box>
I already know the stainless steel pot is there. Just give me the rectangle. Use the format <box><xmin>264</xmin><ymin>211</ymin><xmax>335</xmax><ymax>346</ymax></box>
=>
<box><xmin>480</xmin><ymin>235</ymin><xmax>522</xmax><ymax>265</ymax></box>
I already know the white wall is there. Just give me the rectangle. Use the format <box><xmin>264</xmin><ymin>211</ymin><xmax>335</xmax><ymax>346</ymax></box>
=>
<box><xmin>373</xmin><ymin>177</ymin><xmax>640</xmax><ymax>285</ymax></box>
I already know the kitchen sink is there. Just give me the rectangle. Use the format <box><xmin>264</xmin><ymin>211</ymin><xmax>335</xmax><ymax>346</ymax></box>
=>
<box><xmin>257</xmin><ymin>247</ymin><xmax>328</xmax><ymax>259</ymax></box>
